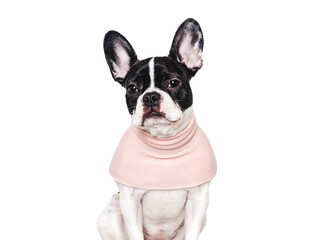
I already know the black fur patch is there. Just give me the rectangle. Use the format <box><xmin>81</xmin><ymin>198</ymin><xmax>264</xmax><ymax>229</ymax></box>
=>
<box><xmin>124</xmin><ymin>57</ymin><xmax>193</xmax><ymax>114</ymax></box>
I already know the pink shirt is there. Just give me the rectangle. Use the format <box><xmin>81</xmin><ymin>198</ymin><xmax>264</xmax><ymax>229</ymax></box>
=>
<box><xmin>109</xmin><ymin>118</ymin><xmax>217</xmax><ymax>190</ymax></box>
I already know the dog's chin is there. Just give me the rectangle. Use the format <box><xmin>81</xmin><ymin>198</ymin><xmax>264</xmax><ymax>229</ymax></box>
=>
<box><xmin>131</xmin><ymin>107</ymin><xmax>193</xmax><ymax>138</ymax></box>
<box><xmin>133</xmin><ymin>112</ymin><xmax>191</xmax><ymax>138</ymax></box>
<box><xmin>140</xmin><ymin>118</ymin><xmax>182</xmax><ymax>138</ymax></box>
<box><xmin>131</xmin><ymin>111</ymin><xmax>180</xmax><ymax>136</ymax></box>
<box><xmin>139</xmin><ymin>108</ymin><xmax>179</xmax><ymax>127</ymax></box>
<box><xmin>143</xmin><ymin>115</ymin><xmax>179</xmax><ymax>128</ymax></box>
<box><xmin>143</xmin><ymin>111</ymin><xmax>166</xmax><ymax>122</ymax></box>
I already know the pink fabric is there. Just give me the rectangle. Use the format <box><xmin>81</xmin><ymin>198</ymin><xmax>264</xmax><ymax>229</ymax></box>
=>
<box><xmin>109</xmin><ymin>118</ymin><xmax>217</xmax><ymax>190</ymax></box>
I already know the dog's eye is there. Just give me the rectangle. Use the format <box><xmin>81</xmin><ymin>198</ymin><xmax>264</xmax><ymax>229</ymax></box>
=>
<box><xmin>127</xmin><ymin>84</ymin><xmax>138</xmax><ymax>93</ymax></box>
<box><xmin>169</xmin><ymin>79</ymin><xmax>181</xmax><ymax>88</ymax></box>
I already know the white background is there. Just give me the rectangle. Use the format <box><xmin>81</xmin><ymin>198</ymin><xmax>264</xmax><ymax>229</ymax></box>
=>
<box><xmin>0</xmin><ymin>0</ymin><xmax>319</xmax><ymax>239</ymax></box>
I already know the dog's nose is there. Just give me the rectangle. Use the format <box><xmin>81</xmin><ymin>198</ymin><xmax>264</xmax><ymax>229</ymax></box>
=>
<box><xmin>143</xmin><ymin>92</ymin><xmax>161</xmax><ymax>107</ymax></box>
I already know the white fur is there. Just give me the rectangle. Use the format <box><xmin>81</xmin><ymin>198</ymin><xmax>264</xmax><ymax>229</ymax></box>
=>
<box><xmin>149</xmin><ymin>57</ymin><xmax>155</xmax><ymax>88</ymax></box>
<box><xmin>98</xmin><ymin>182</ymin><xmax>210</xmax><ymax>240</ymax></box>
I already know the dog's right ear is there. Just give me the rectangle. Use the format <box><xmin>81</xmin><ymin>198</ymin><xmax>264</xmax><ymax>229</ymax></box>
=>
<box><xmin>103</xmin><ymin>31</ymin><xmax>138</xmax><ymax>86</ymax></box>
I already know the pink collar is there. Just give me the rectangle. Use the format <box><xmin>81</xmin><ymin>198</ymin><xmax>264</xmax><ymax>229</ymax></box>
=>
<box><xmin>110</xmin><ymin>118</ymin><xmax>217</xmax><ymax>190</ymax></box>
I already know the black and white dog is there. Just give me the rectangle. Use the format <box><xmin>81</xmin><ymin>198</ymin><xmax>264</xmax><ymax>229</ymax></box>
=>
<box><xmin>98</xmin><ymin>18</ymin><xmax>215</xmax><ymax>240</ymax></box>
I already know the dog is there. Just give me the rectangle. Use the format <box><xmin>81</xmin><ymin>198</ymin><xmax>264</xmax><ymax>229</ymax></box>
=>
<box><xmin>98</xmin><ymin>18</ymin><xmax>217</xmax><ymax>240</ymax></box>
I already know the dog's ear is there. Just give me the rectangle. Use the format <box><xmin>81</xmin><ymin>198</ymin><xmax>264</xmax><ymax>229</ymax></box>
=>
<box><xmin>169</xmin><ymin>18</ymin><xmax>204</xmax><ymax>76</ymax></box>
<box><xmin>103</xmin><ymin>31</ymin><xmax>138</xmax><ymax>86</ymax></box>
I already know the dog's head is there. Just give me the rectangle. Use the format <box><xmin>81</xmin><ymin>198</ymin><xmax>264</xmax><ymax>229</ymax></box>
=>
<box><xmin>103</xmin><ymin>18</ymin><xmax>204</xmax><ymax>137</ymax></box>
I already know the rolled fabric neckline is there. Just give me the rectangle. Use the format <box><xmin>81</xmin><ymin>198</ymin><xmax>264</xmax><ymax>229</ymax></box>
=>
<box><xmin>109</xmin><ymin>117</ymin><xmax>217</xmax><ymax>190</ymax></box>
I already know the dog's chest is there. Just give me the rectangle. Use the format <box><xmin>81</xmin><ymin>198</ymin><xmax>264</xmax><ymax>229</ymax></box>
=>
<box><xmin>142</xmin><ymin>189</ymin><xmax>188</xmax><ymax>220</ymax></box>
<box><xmin>141</xmin><ymin>189</ymin><xmax>187</xmax><ymax>238</ymax></box>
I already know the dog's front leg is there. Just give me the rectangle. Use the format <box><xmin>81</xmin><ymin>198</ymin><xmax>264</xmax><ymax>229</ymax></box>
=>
<box><xmin>117</xmin><ymin>183</ymin><xmax>146</xmax><ymax>240</ymax></box>
<box><xmin>184</xmin><ymin>182</ymin><xmax>210</xmax><ymax>240</ymax></box>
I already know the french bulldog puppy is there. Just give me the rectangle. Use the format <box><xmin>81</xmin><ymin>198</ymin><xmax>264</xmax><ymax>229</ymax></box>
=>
<box><xmin>98</xmin><ymin>18</ymin><xmax>217</xmax><ymax>240</ymax></box>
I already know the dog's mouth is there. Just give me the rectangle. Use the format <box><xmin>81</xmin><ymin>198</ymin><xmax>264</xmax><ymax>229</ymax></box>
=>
<box><xmin>141</xmin><ymin>107</ymin><xmax>167</xmax><ymax>126</ymax></box>
<box><xmin>143</xmin><ymin>108</ymin><xmax>166</xmax><ymax>121</ymax></box>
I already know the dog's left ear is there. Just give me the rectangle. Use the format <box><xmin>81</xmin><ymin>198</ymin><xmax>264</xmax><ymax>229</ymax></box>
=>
<box><xmin>169</xmin><ymin>18</ymin><xmax>204</xmax><ymax>76</ymax></box>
